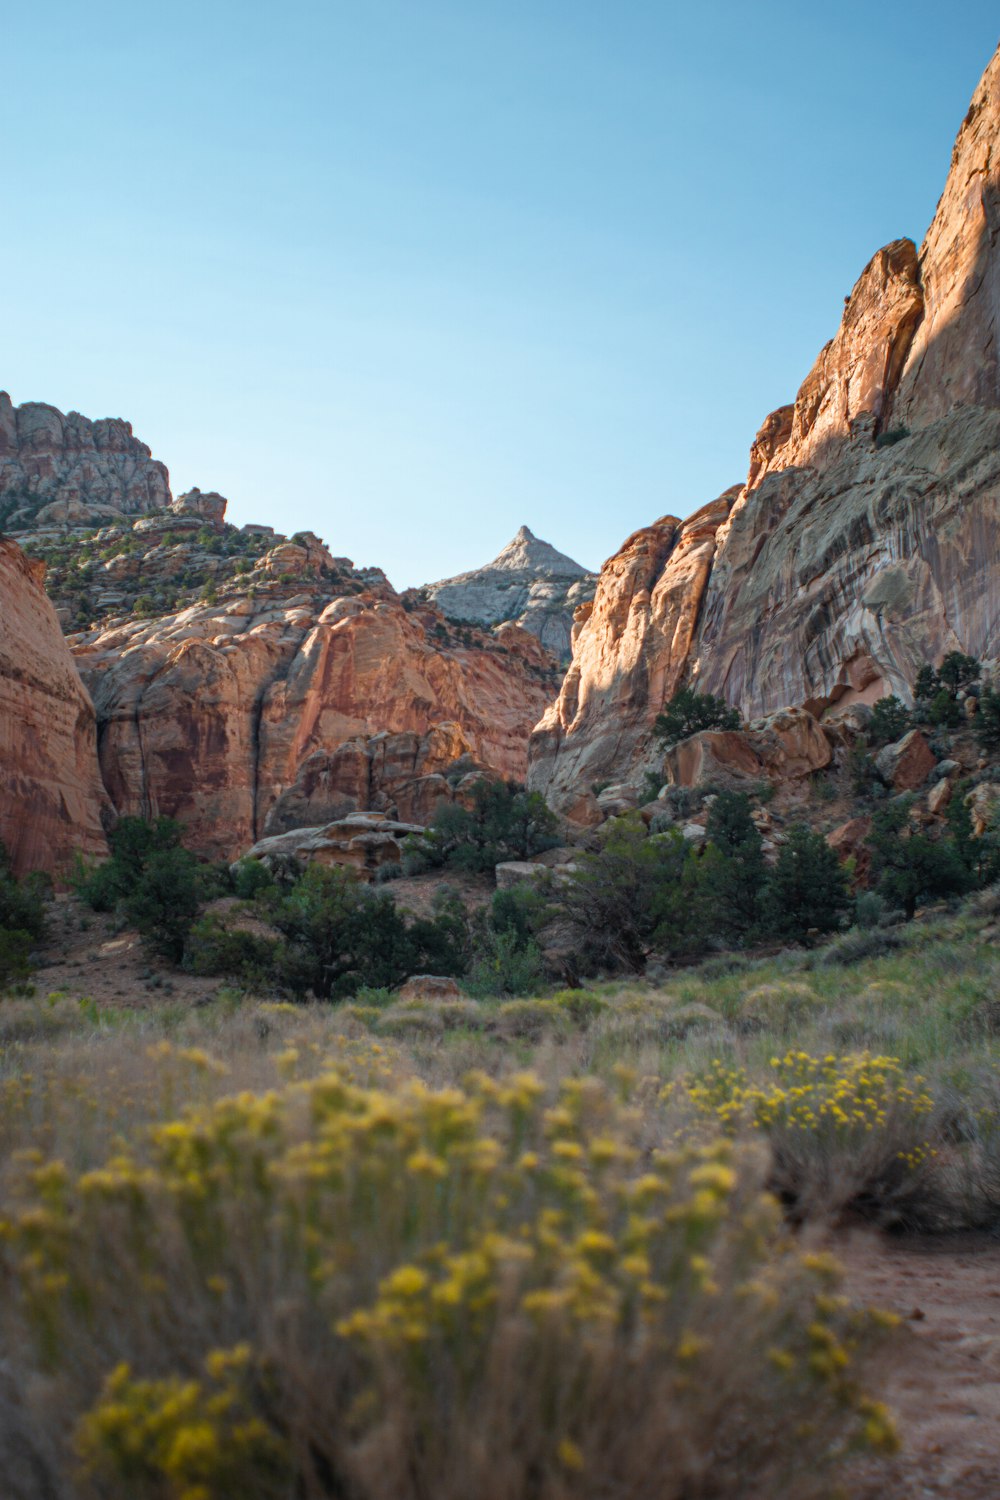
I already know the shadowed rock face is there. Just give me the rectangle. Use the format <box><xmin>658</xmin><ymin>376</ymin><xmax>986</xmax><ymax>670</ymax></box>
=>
<box><xmin>0</xmin><ymin>538</ymin><xmax>107</xmax><ymax>876</ymax></box>
<box><xmin>529</xmin><ymin>43</ymin><xmax>1000</xmax><ymax>812</ymax></box>
<box><xmin>0</xmin><ymin>394</ymin><xmax>171</xmax><ymax>533</ymax></box>
<box><xmin>421</xmin><ymin>526</ymin><xmax>596</xmax><ymax>662</ymax></box>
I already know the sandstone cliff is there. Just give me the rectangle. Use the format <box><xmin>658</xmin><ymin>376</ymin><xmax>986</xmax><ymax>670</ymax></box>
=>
<box><xmin>0</xmin><ymin>538</ymin><xmax>107</xmax><ymax>876</ymax></box>
<box><xmin>419</xmin><ymin>525</ymin><xmax>596</xmax><ymax>661</ymax></box>
<box><xmin>529</xmin><ymin>43</ymin><xmax>1000</xmax><ymax>812</ymax></box>
<box><xmin>0</xmin><ymin>394</ymin><xmax>171</xmax><ymax>533</ymax></box>
<box><xmin>72</xmin><ymin>574</ymin><xmax>560</xmax><ymax>862</ymax></box>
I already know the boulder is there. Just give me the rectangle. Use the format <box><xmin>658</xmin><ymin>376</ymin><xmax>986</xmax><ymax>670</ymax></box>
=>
<box><xmin>966</xmin><ymin>784</ymin><xmax>1000</xmax><ymax>838</ymax></box>
<box><xmin>495</xmin><ymin>861</ymin><xmax>549</xmax><ymax>889</ymax></box>
<box><xmin>875</xmin><ymin>730</ymin><xmax>936</xmax><ymax>791</ymax></box>
<box><xmin>927</xmin><ymin>778</ymin><xmax>953</xmax><ymax>816</ymax></box>
<box><xmin>396</xmin><ymin>975</ymin><xmax>465</xmax><ymax>1003</ymax></box>
<box><xmin>240</xmin><ymin>814</ymin><xmax>425</xmax><ymax>881</ymax></box>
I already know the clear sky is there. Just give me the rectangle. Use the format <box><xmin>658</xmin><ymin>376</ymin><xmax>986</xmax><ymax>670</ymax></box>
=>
<box><xmin>3</xmin><ymin>3</ymin><xmax>997</xmax><ymax>588</ymax></box>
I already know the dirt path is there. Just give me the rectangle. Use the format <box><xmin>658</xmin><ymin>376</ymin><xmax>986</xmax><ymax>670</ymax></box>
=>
<box><xmin>839</xmin><ymin>1229</ymin><xmax>1000</xmax><ymax>1497</ymax></box>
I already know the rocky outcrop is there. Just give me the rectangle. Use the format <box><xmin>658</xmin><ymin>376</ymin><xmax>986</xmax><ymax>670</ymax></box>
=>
<box><xmin>73</xmin><ymin>584</ymin><xmax>560</xmax><ymax>863</ymax></box>
<box><xmin>529</xmin><ymin>44</ymin><xmax>1000</xmax><ymax>813</ymax></box>
<box><xmin>241</xmin><ymin>813</ymin><xmax>425</xmax><ymax>881</ymax></box>
<box><xmin>529</xmin><ymin>494</ymin><xmax>736</xmax><ymax>806</ymax></box>
<box><xmin>0</xmin><ymin>538</ymin><xmax>107</xmax><ymax>876</ymax></box>
<box><xmin>0</xmin><ymin>394</ymin><xmax>170</xmax><ymax>534</ymax></box>
<box><xmin>420</xmin><ymin>525</ymin><xmax>596</xmax><ymax>661</ymax></box>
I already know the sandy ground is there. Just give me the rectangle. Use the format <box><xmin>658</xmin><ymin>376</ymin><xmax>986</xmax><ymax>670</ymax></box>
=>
<box><xmin>29</xmin><ymin>892</ymin><xmax>223</xmax><ymax>1009</ymax></box>
<box><xmin>841</xmin><ymin>1229</ymin><xmax>1000</xmax><ymax>1497</ymax></box>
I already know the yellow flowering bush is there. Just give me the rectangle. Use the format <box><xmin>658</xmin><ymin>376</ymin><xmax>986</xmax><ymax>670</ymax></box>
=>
<box><xmin>670</xmin><ymin>1051</ymin><xmax>938</xmax><ymax>1224</ymax></box>
<box><xmin>0</xmin><ymin>1060</ymin><xmax>898</xmax><ymax>1499</ymax></box>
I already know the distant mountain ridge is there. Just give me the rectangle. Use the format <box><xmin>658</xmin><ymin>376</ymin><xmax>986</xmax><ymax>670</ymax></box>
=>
<box><xmin>419</xmin><ymin>524</ymin><xmax>596</xmax><ymax>662</ymax></box>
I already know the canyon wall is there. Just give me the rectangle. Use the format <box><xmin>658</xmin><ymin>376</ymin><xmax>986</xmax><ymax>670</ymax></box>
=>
<box><xmin>529</xmin><ymin>44</ymin><xmax>1000</xmax><ymax>811</ymax></box>
<box><xmin>73</xmin><ymin>584</ymin><xmax>559</xmax><ymax>862</ymax></box>
<box><xmin>0</xmin><ymin>539</ymin><xmax>107</xmax><ymax>876</ymax></box>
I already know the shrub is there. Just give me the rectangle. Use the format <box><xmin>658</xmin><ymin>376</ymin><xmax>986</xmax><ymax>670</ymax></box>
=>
<box><xmin>874</xmin><ymin>426</ymin><xmax>910</xmax><ymax>448</ymax></box>
<box><xmin>465</xmin><ymin>928</ymin><xmax>547</xmax><ymax>999</ymax></box>
<box><xmin>184</xmin><ymin>914</ymin><xmax>281</xmax><ymax>986</ymax></box>
<box><xmin>265</xmin><ymin>865</ymin><xmax>467</xmax><ymax>1000</ymax></box>
<box><xmin>124</xmin><ymin>846</ymin><xmax>211</xmax><ymax>963</ymax></box>
<box><xmin>673</xmin><ymin>1051</ymin><xmax>937</xmax><ymax>1226</ymax></box>
<box><xmin>0</xmin><ymin>1067</ymin><xmax>898</xmax><ymax>1499</ymax></box>
<box><xmin>557</xmin><ymin>819</ymin><xmax>705</xmax><ymax>971</ymax></box>
<box><xmin>74</xmin><ymin>816</ymin><xmax>188</xmax><ymax>912</ymax></box>
<box><xmin>653</xmin><ymin>686</ymin><xmax>741</xmax><ymax>747</ymax></box>
<box><xmin>0</xmin><ymin>843</ymin><xmax>47</xmax><ymax>991</ymax></box>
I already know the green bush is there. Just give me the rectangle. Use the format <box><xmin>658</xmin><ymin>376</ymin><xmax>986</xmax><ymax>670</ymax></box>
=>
<box><xmin>124</xmin><ymin>848</ymin><xmax>211</xmax><ymax>964</ymax></box>
<box><xmin>405</xmin><ymin>780</ymin><xmax>559</xmax><ymax>875</ymax></box>
<box><xmin>653</xmin><ymin>686</ymin><xmax>741</xmax><ymax>747</ymax></box>
<box><xmin>184</xmin><ymin>915</ymin><xmax>280</xmax><ymax>986</ymax></box>
<box><xmin>0</xmin><ymin>843</ymin><xmax>47</xmax><ymax>991</ymax></box>
<box><xmin>264</xmin><ymin>866</ymin><xmax>467</xmax><ymax>1000</ymax></box>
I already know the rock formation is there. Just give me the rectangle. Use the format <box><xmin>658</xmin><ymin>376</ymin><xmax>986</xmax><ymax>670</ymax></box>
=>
<box><xmin>530</xmin><ymin>43</ymin><xmax>1000</xmax><ymax>814</ymax></box>
<box><xmin>419</xmin><ymin>525</ymin><xmax>596</xmax><ymax>661</ymax></box>
<box><xmin>0</xmin><ymin>538</ymin><xmax>107</xmax><ymax>876</ymax></box>
<box><xmin>0</xmin><ymin>394</ymin><xmax>171</xmax><ymax>534</ymax></box>
<box><xmin>72</xmin><ymin>574</ymin><xmax>560</xmax><ymax>862</ymax></box>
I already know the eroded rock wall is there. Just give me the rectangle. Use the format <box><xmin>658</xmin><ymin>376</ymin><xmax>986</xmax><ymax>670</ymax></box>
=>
<box><xmin>74</xmin><ymin>590</ymin><xmax>559</xmax><ymax>861</ymax></box>
<box><xmin>0</xmin><ymin>538</ymin><xmax>107</xmax><ymax>876</ymax></box>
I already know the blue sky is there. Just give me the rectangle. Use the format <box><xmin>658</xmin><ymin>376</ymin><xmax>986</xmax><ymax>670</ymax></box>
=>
<box><xmin>2</xmin><ymin>3</ymin><xmax>997</xmax><ymax>588</ymax></box>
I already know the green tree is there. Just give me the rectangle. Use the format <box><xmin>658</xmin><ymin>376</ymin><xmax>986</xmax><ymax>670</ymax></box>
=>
<box><xmin>266</xmin><ymin>865</ymin><xmax>466</xmax><ymax>1000</ymax></box>
<box><xmin>124</xmin><ymin>847</ymin><xmax>210</xmax><ymax>963</ymax></box>
<box><xmin>75</xmin><ymin>816</ymin><xmax>187</xmax><ymax>912</ymax></box>
<box><xmin>867</xmin><ymin>798</ymin><xmax>973</xmax><ymax>919</ymax></box>
<box><xmin>976</xmin><ymin>684</ymin><xmax>1000</xmax><ymax>752</ymax></box>
<box><xmin>702</xmin><ymin>791</ymin><xmax>767</xmax><ymax>939</ymax></box>
<box><xmin>937</xmin><ymin>651</ymin><xmax>981</xmax><ymax>693</ymax></box>
<box><xmin>653</xmin><ymin>687</ymin><xmax>741</xmax><ymax>747</ymax></box>
<box><xmin>408</xmin><ymin>781</ymin><xmax>558</xmax><ymax>875</ymax></box>
<box><xmin>0</xmin><ymin>842</ymin><xmax>47</xmax><ymax>989</ymax></box>
<box><xmin>558</xmin><ymin>819</ymin><xmax>704</xmax><ymax>971</ymax></box>
<box><xmin>760</xmin><ymin>826</ymin><xmax>849</xmax><ymax>942</ymax></box>
<box><xmin>868</xmin><ymin>696</ymin><xmax>910</xmax><ymax>746</ymax></box>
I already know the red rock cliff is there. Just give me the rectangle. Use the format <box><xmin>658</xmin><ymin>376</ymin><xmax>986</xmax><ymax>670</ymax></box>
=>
<box><xmin>0</xmin><ymin>538</ymin><xmax>107</xmax><ymax>875</ymax></box>
<box><xmin>530</xmin><ymin>44</ymin><xmax>1000</xmax><ymax>811</ymax></box>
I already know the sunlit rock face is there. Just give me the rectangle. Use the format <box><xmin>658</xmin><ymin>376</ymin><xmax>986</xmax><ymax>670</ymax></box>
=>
<box><xmin>0</xmin><ymin>538</ymin><xmax>107</xmax><ymax>876</ymax></box>
<box><xmin>0</xmin><ymin>394</ymin><xmax>171</xmax><ymax>533</ymax></box>
<box><xmin>528</xmin><ymin>495</ymin><xmax>736</xmax><ymax>808</ymax></box>
<box><xmin>420</xmin><ymin>526</ymin><xmax>596</xmax><ymax>663</ymax></box>
<box><xmin>529</xmin><ymin>44</ymin><xmax>1000</xmax><ymax>813</ymax></box>
<box><xmin>72</xmin><ymin>589</ymin><xmax>560</xmax><ymax>862</ymax></box>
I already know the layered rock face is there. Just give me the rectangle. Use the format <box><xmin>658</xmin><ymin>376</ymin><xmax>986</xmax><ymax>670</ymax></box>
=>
<box><xmin>0</xmin><ymin>394</ymin><xmax>171</xmax><ymax>533</ymax></box>
<box><xmin>0</xmin><ymin>538</ymin><xmax>107</xmax><ymax>876</ymax></box>
<box><xmin>530</xmin><ymin>44</ymin><xmax>1000</xmax><ymax>812</ymax></box>
<box><xmin>420</xmin><ymin>525</ymin><xmax>596</xmax><ymax>661</ymax></box>
<box><xmin>73</xmin><ymin>578</ymin><xmax>560</xmax><ymax>862</ymax></box>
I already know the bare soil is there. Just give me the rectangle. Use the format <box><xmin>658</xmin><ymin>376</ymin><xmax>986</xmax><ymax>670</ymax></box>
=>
<box><xmin>29</xmin><ymin>893</ymin><xmax>222</xmax><ymax>1010</ymax></box>
<box><xmin>841</xmin><ymin>1229</ymin><xmax>1000</xmax><ymax>1497</ymax></box>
